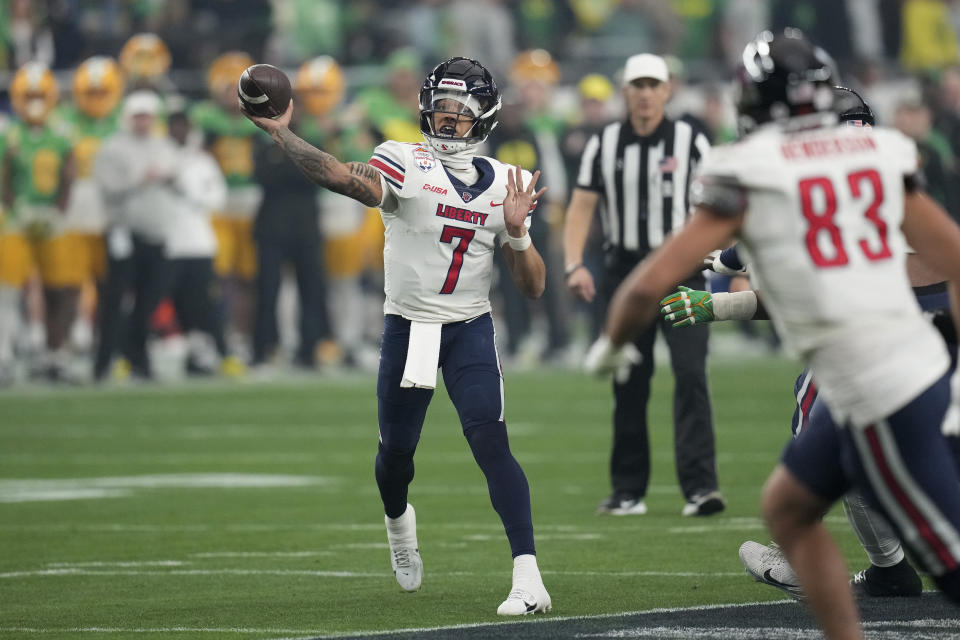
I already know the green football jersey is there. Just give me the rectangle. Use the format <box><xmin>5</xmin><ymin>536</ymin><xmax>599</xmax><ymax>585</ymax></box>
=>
<box><xmin>189</xmin><ymin>100</ymin><xmax>262</xmax><ymax>188</ymax></box>
<box><xmin>52</xmin><ymin>105</ymin><xmax>120</xmax><ymax>180</ymax></box>
<box><xmin>5</xmin><ymin>120</ymin><xmax>72</xmax><ymax>213</ymax></box>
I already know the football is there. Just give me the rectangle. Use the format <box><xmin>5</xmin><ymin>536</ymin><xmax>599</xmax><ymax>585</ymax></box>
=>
<box><xmin>237</xmin><ymin>64</ymin><xmax>291</xmax><ymax>118</ymax></box>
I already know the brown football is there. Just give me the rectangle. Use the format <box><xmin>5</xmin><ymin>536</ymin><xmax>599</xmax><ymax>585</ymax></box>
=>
<box><xmin>238</xmin><ymin>64</ymin><xmax>291</xmax><ymax>118</ymax></box>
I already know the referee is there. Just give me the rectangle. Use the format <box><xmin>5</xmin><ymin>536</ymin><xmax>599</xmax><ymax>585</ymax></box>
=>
<box><xmin>563</xmin><ymin>53</ymin><xmax>724</xmax><ymax>517</ymax></box>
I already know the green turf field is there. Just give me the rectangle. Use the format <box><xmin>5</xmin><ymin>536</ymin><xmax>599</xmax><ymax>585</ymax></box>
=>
<box><xmin>0</xmin><ymin>355</ymin><xmax>889</xmax><ymax>639</ymax></box>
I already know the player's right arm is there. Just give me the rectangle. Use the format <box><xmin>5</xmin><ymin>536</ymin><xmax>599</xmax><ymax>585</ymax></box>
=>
<box><xmin>242</xmin><ymin>99</ymin><xmax>382</xmax><ymax>208</ymax></box>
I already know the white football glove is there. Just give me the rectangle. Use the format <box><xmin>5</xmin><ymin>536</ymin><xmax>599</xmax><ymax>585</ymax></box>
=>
<box><xmin>710</xmin><ymin>249</ymin><xmax>748</xmax><ymax>276</ymax></box>
<box><xmin>584</xmin><ymin>335</ymin><xmax>642</xmax><ymax>383</ymax></box>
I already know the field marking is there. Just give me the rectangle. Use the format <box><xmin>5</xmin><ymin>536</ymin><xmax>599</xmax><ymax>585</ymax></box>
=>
<box><xmin>575</xmin><ymin>628</ymin><xmax>960</xmax><ymax>639</ymax></box>
<box><xmin>190</xmin><ymin>552</ymin><xmax>335</xmax><ymax>558</ymax></box>
<box><xmin>463</xmin><ymin>533</ymin><xmax>604</xmax><ymax>541</ymax></box>
<box><xmin>0</xmin><ymin>474</ymin><xmax>339</xmax><ymax>503</ymax></box>
<box><xmin>0</xmin><ymin>568</ymin><xmax>746</xmax><ymax>580</ymax></box>
<box><xmin>668</xmin><ymin>515</ymin><xmax>847</xmax><ymax>534</ymax></box>
<box><xmin>260</xmin><ymin>599</ymin><xmax>791</xmax><ymax>639</ymax></box>
<box><xmin>0</xmin><ymin>522</ymin><xmax>617</xmax><ymax>533</ymax></box>
<box><xmin>47</xmin><ymin>561</ymin><xmax>186</xmax><ymax>567</ymax></box>
<box><xmin>0</xmin><ymin>569</ymin><xmax>390</xmax><ymax>579</ymax></box>
<box><xmin>0</xmin><ymin>629</ymin><xmax>329</xmax><ymax>636</ymax></box>
<box><xmin>0</xmin><ymin>600</ymin><xmax>793</xmax><ymax>639</ymax></box>
<box><xmin>0</xmin><ymin>488</ymin><xmax>132</xmax><ymax>503</ymax></box>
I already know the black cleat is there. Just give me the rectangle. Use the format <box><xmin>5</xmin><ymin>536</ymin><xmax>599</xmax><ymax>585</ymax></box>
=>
<box><xmin>851</xmin><ymin>558</ymin><xmax>923</xmax><ymax>597</ymax></box>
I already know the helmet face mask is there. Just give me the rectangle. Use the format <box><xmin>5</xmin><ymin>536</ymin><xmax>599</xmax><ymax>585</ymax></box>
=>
<box><xmin>12</xmin><ymin>62</ymin><xmax>58</xmax><ymax>125</ymax></box>
<box><xmin>295</xmin><ymin>56</ymin><xmax>345</xmax><ymax>117</ymax></box>
<box><xmin>735</xmin><ymin>28</ymin><xmax>837</xmax><ymax>135</ymax></box>
<box><xmin>119</xmin><ymin>33</ymin><xmax>171</xmax><ymax>83</ymax></box>
<box><xmin>208</xmin><ymin>52</ymin><xmax>255</xmax><ymax>111</ymax></box>
<box><xmin>419</xmin><ymin>57</ymin><xmax>501</xmax><ymax>154</ymax></box>
<box><xmin>74</xmin><ymin>56</ymin><xmax>125</xmax><ymax>119</ymax></box>
<box><xmin>834</xmin><ymin>86</ymin><xmax>875</xmax><ymax>127</ymax></box>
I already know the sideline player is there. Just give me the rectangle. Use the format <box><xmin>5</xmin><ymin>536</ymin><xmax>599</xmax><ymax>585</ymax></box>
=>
<box><xmin>56</xmin><ymin>56</ymin><xmax>124</xmax><ymax>362</ymax></box>
<box><xmin>243</xmin><ymin>57</ymin><xmax>552</xmax><ymax>615</ymax></box>
<box><xmin>0</xmin><ymin>62</ymin><xmax>74</xmax><ymax>383</ymax></box>
<box><xmin>190</xmin><ymin>52</ymin><xmax>262</xmax><ymax>363</ymax></box>
<box><xmin>586</xmin><ymin>29</ymin><xmax>960</xmax><ymax>639</ymax></box>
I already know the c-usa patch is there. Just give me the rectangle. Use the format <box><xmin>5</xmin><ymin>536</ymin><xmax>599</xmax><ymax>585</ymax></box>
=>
<box><xmin>413</xmin><ymin>147</ymin><xmax>436</xmax><ymax>173</ymax></box>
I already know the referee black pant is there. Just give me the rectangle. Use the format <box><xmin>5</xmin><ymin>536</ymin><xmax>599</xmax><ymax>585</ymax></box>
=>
<box><xmin>603</xmin><ymin>260</ymin><xmax>718</xmax><ymax>502</ymax></box>
<box><xmin>93</xmin><ymin>234</ymin><xmax>167</xmax><ymax>380</ymax></box>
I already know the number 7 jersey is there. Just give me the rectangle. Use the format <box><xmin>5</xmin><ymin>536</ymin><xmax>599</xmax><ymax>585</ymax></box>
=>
<box><xmin>370</xmin><ymin>140</ymin><xmax>533</xmax><ymax>323</ymax></box>
<box><xmin>696</xmin><ymin>122</ymin><xmax>949</xmax><ymax>427</ymax></box>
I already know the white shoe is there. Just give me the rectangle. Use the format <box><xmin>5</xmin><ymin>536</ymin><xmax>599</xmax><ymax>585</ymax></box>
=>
<box><xmin>497</xmin><ymin>554</ymin><xmax>551</xmax><ymax>615</ymax></box>
<box><xmin>385</xmin><ymin>503</ymin><xmax>422</xmax><ymax>592</ymax></box>
<box><xmin>738</xmin><ymin>540</ymin><xmax>804</xmax><ymax>600</ymax></box>
<box><xmin>497</xmin><ymin>582</ymin><xmax>552</xmax><ymax>615</ymax></box>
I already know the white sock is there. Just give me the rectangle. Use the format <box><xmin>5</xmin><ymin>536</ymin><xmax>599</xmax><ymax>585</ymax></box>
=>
<box><xmin>512</xmin><ymin>554</ymin><xmax>542</xmax><ymax>586</ymax></box>
<box><xmin>386</xmin><ymin>504</ymin><xmax>418</xmax><ymax>547</ymax></box>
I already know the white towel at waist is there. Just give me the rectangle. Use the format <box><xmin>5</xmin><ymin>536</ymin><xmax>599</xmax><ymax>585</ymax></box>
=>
<box><xmin>400</xmin><ymin>321</ymin><xmax>442</xmax><ymax>389</ymax></box>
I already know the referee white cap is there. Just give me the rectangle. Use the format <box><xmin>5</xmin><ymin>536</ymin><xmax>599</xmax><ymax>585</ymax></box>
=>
<box><xmin>623</xmin><ymin>54</ymin><xmax>669</xmax><ymax>85</ymax></box>
<box><xmin>123</xmin><ymin>89</ymin><xmax>161</xmax><ymax>118</ymax></box>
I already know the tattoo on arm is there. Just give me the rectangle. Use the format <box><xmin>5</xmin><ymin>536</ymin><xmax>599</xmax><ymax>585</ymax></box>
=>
<box><xmin>273</xmin><ymin>128</ymin><xmax>381</xmax><ymax>207</ymax></box>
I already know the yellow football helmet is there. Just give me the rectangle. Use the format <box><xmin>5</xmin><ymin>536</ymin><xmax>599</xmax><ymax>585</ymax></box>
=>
<box><xmin>11</xmin><ymin>62</ymin><xmax>59</xmax><ymax>125</ymax></box>
<box><xmin>509</xmin><ymin>49</ymin><xmax>560</xmax><ymax>86</ymax></box>
<box><xmin>296</xmin><ymin>56</ymin><xmax>345</xmax><ymax>117</ymax></box>
<box><xmin>73</xmin><ymin>56</ymin><xmax>125</xmax><ymax>119</ymax></box>
<box><xmin>119</xmin><ymin>33</ymin><xmax>171</xmax><ymax>80</ymax></box>
<box><xmin>208</xmin><ymin>51</ymin><xmax>255</xmax><ymax>97</ymax></box>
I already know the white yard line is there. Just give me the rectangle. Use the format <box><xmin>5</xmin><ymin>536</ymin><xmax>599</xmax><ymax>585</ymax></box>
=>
<box><xmin>0</xmin><ymin>600</ymin><xmax>792</xmax><ymax>638</ymax></box>
<box><xmin>0</xmin><ymin>627</ymin><xmax>330</xmax><ymax>635</ymax></box>
<box><xmin>190</xmin><ymin>552</ymin><xmax>335</xmax><ymax>558</ymax></box>
<box><xmin>0</xmin><ymin>568</ymin><xmax>746</xmax><ymax>579</ymax></box>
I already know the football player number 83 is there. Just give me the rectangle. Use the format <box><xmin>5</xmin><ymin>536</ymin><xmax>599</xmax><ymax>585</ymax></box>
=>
<box><xmin>439</xmin><ymin>225</ymin><xmax>475</xmax><ymax>294</ymax></box>
<box><xmin>798</xmin><ymin>168</ymin><xmax>891</xmax><ymax>267</ymax></box>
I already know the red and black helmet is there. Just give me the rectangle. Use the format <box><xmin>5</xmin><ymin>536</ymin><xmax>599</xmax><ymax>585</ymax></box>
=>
<box><xmin>735</xmin><ymin>28</ymin><xmax>837</xmax><ymax>133</ymax></box>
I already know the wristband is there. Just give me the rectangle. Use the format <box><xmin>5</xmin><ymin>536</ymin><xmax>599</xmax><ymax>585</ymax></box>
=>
<box><xmin>565</xmin><ymin>262</ymin><xmax>584</xmax><ymax>278</ymax></box>
<box><xmin>507</xmin><ymin>232</ymin><xmax>532</xmax><ymax>251</ymax></box>
<box><xmin>711</xmin><ymin>290</ymin><xmax>758</xmax><ymax>321</ymax></box>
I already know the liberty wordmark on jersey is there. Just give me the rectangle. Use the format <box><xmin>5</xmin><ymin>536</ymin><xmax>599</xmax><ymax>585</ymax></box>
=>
<box><xmin>370</xmin><ymin>140</ymin><xmax>535</xmax><ymax>323</ymax></box>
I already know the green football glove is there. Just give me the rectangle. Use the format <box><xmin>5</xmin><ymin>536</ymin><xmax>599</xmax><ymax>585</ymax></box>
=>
<box><xmin>659</xmin><ymin>286</ymin><xmax>714</xmax><ymax>328</ymax></box>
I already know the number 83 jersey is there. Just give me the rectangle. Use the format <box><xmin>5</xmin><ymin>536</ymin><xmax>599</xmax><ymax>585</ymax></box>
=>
<box><xmin>695</xmin><ymin>122</ymin><xmax>949</xmax><ymax>427</ymax></box>
<box><xmin>370</xmin><ymin>140</ymin><xmax>534</xmax><ymax>323</ymax></box>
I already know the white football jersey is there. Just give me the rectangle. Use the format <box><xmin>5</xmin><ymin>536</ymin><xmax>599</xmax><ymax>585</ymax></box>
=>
<box><xmin>697</xmin><ymin>121</ymin><xmax>949</xmax><ymax>427</ymax></box>
<box><xmin>370</xmin><ymin>140</ymin><xmax>533</xmax><ymax>323</ymax></box>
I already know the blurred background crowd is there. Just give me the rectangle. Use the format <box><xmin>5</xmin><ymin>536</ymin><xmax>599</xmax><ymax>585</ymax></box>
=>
<box><xmin>1</xmin><ymin>0</ymin><xmax>959</xmax><ymax>386</ymax></box>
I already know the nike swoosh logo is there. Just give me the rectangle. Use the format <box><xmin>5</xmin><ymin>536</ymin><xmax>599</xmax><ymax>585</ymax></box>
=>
<box><xmin>490</xmin><ymin>201</ymin><xmax>503</xmax><ymax>207</ymax></box>
<box><xmin>523</xmin><ymin>599</ymin><xmax>537</xmax><ymax>612</ymax></box>
<box><xmin>763</xmin><ymin>568</ymin><xmax>799</xmax><ymax>590</ymax></box>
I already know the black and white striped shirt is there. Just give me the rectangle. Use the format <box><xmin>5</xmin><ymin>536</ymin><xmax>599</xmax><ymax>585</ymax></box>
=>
<box><xmin>576</xmin><ymin>117</ymin><xmax>710</xmax><ymax>254</ymax></box>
